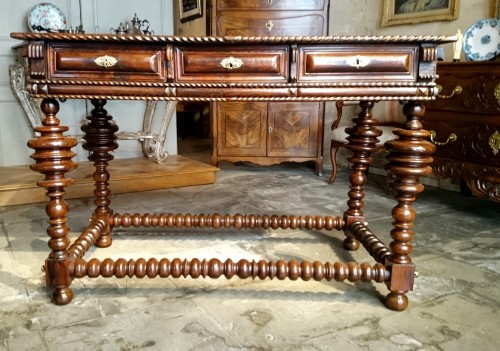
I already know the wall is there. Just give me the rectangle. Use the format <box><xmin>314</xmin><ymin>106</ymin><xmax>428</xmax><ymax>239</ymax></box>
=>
<box><xmin>0</xmin><ymin>0</ymin><xmax>176</xmax><ymax>166</ymax></box>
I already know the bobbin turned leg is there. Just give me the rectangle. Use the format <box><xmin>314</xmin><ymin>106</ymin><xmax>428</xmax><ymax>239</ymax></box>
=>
<box><xmin>28</xmin><ymin>98</ymin><xmax>77</xmax><ymax>305</ymax></box>
<box><xmin>384</xmin><ymin>101</ymin><xmax>435</xmax><ymax>311</ymax></box>
<box><xmin>81</xmin><ymin>99</ymin><xmax>118</xmax><ymax>248</ymax></box>
<box><xmin>343</xmin><ymin>101</ymin><xmax>382</xmax><ymax>251</ymax></box>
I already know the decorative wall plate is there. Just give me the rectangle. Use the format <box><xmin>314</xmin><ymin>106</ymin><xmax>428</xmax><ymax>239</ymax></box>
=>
<box><xmin>463</xmin><ymin>18</ymin><xmax>500</xmax><ymax>61</ymax></box>
<box><xmin>27</xmin><ymin>3</ymin><xmax>67</xmax><ymax>32</ymax></box>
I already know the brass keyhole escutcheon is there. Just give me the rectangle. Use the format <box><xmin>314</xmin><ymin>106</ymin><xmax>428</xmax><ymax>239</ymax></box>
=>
<box><xmin>220</xmin><ymin>57</ymin><xmax>243</xmax><ymax>70</ymax></box>
<box><xmin>347</xmin><ymin>55</ymin><xmax>369</xmax><ymax>69</ymax></box>
<box><xmin>94</xmin><ymin>55</ymin><xmax>118</xmax><ymax>68</ymax></box>
<box><xmin>265</xmin><ymin>20</ymin><xmax>273</xmax><ymax>31</ymax></box>
<box><xmin>489</xmin><ymin>130</ymin><xmax>500</xmax><ymax>155</ymax></box>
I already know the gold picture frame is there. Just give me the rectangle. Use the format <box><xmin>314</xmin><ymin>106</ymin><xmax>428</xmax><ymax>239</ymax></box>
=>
<box><xmin>179</xmin><ymin>0</ymin><xmax>203</xmax><ymax>23</ymax></box>
<box><xmin>494</xmin><ymin>0</ymin><xmax>499</xmax><ymax>18</ymax></box>
<box><xmin>381</xmin><ymin>0</ymin><xmax>459</xmax><ymax>27</ymax></box>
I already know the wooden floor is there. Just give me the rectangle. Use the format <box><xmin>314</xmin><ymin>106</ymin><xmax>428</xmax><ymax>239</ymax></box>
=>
<box><xmin>0</xmin><ymin>155</ymin><xmax>218</xmax><ymax>206</ymax></box>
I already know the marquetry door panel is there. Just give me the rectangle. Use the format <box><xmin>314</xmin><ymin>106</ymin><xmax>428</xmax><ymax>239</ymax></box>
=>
<box><xmin>268</xmin><ymin>102</ymin><xmax>320</xmax><ymax>157</ymax></box>
<box><xmin>217</xmin><ymin>102</ymin><xmax>267</xmax><ymax>157</ymax></box>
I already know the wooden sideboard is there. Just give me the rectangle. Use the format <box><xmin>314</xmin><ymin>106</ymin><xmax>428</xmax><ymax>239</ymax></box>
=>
<box><xmin>424</xmin><ymin>61</ymin><xmax>500</xmax><ymax>202</ymax></box>
<box><xmin>10</xmin><ymin>32</ymin><xmax>454</xmax><ymax>311</ymax></box>
<box><xmin>208</xmin><ymin>0</ymin><xmax>329</xmax><ymax>175</ymax></box>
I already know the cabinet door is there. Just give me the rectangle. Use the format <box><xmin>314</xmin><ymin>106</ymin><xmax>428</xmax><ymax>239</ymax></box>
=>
<box><xmin>217</xmin><ymin>102</ymin><xmax>267</xmax><ymax>157</ymax></box>
<box><xmin>267</xmin><ymin>102</ymin><xmax>320</xmax><ymax>157</ymax></box>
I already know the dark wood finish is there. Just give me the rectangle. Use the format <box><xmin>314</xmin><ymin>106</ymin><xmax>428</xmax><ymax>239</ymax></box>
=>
<box><xmin>424</xmin><ymin>62</ymin><xmax>500</xmax><ymax>202</ymax></box>
<box><xmin>212</xmin><ymin>0</ymin><xmax>328</xmax><ymax>36</ymax></box>
<box><xmin>11</xmin><ymin>31</ymin><xmax>453</xmax><ymax>310</ymax></box>
<box><xmin>209</xmin><ymin>0</ymin><xmax>329</xmax><ymax>174</ymax></box>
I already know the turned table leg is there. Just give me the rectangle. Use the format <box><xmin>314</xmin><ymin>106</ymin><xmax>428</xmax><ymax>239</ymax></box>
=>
<box><xmin>343</xmin><ymin>101</ymin><xmax>382</xmax><ymax>251</ymax></box>
<box><xmin>81</xmin><ymin>99</ymin><xmax>119</xmax><ymax>248</ymax></box>
<box><xmin>28</xmin><ymin>98</ymin><xmax>77</xmax><ymax>305</ymax></box>
<box><xmin>384</xmin><ymin>101</ymin><xmax>435</xmax><ymax>311</ymax></box>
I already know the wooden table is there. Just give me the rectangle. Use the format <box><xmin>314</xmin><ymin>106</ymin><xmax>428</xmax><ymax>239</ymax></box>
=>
<box><xmin>10</xmin><ymin>33</ymin><xmax>454</xmax><ymax>311</ymax></box>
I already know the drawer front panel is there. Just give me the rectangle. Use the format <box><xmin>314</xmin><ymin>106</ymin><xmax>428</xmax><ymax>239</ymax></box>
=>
<box><xmin>297</xmin><ymin>45</ymin><xmax>418</xmax><ymax>82</ymax></box>
<box><xmin>424</xmin><ymin>111</ymin><xmax>500</xmax><ymax>167</ymax></box>
<box><xmin>217</xmin><ymin>0</ymin><xmax>326</xmax><ymax>10</ymax></box>
<box><xmin>48</xmin><ymin>44</ymin><xmax>166</xmax><ymax>81</ymax></box>
<box><xmin>427</xmin><ymin>65</ymin><xmax>500</xmax><ymax>115</ymax></box>
<box><xmin>215</xmin><ymin>13</ymin><xmax>325</xmax><ymax>36</ymax></box>
<box><xmin>174</xmin><ymin>46</ymin><xmax>289</xmax><ymax>83</ymax></box>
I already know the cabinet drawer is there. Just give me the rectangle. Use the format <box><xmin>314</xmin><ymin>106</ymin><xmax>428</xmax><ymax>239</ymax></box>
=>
<box><xmin>427</xmin><ymin>64</ymin><xmax>500</xmax><ymax>115</ymax></box>
<box><xmin>215</xmin><ymin>12</ymin><xmax>325</xmax><ymax>36</ymax></box>
<box><xmin>217</xmin><ymin>0</ymin><xmax>327</xmax><ymax>10</ymax></box>
<box><xmin>48</xmin><ymin>43</ymin><xmax>166</xmax><ymax>82</ymax></box>
<box><xmin>174</xmin><ymin>45</ymin><xmax>289</xmax><ymax>83</ymax></box>
<box><xmin>297</xmin><ymin>45</ymin><xmax>418</xmax><ymax>82</ymax></box>
<box><xmin>424</xmin><ymin>112</ymin><xmax>500</xmax><ymax>167</ymax></box>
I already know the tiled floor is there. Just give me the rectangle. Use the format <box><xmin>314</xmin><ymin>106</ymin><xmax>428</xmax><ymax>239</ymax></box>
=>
<box><xmin>1</xmin><ymin>139</ymin><xmax>499</xmax><ymax>350</ymax></box>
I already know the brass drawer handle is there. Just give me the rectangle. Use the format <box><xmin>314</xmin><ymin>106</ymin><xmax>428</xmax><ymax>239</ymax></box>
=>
<box><xmin>265</xmin><ymin>19</ymin><xmax>273</xmax><ymax>31</ymax></box>
<box><xmin>430</xmin><ymin>130</ymin><xmax>457</xmax><ymax>146</ymax></box>
<box><xmin>489</xmin><ymin>130</ymin><xmax>500</xmax><ymax>155</ymax></box>
<box><xmin>347</xmin><ymin>55</ymin><xmax>370</xmax><ymax>69</ymax></box>
<box><xmin>94</xmin><ymin>55</ymin><xmax>118</xmax><ymax>68</ymax></box>
<box><xmin>436</xmin><ymin>84</ymin><xmax>462</xmax><ymax>99</ymax></box>
<box><xmin>494</xmin><ymin>83</ymin><xmax>500</xmax><ymax>107</ymax></box>
<box><xmin>220</xmin><ymin>57</ymin><xmax>243</xmax><ymax>70</ymax></box>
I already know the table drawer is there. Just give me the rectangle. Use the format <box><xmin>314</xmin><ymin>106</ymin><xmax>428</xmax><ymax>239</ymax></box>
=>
<box><xmin>217</xmin><ymin>0</ymin><xmax>327</xmax><ymax>10</ymax></box>
<box><xmin>174</xmin><ymin>45</ymin><xmax>289</xmax><ymax>83</ymax></box>
<box><xmin>215</xmin><ymin>12</ymin><xmax>325</xmax><ymax>36</ymax></box>
<box><xmin>48</xmin><ymin>43</ymin><xmax>166</xmax><ymax>82</ymax></box>
<box><xmin>297</xmin><ymin>45</ymin><xmax>418</xmax><ymax>82</ymax></box>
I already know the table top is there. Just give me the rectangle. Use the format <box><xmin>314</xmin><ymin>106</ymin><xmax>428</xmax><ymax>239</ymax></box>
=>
<box><xmin>11</xmin><ymin>33</ymin><xmax>456</xmax><ymax>102</ymax></box>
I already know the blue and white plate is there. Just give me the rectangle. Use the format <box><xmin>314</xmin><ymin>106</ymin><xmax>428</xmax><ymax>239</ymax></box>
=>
<box><xmin>27</xmin><ymin>3</ymin><xmax>67</xmax><ymax>32</ymax></box>
<box><xmin>463</xmin><ymin>18</ymin><xmax>500</xmax><ymax>61</ymax></box>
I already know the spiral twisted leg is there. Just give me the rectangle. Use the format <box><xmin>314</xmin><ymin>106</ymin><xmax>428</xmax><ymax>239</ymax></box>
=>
<box><xmin>82</xmin><ymin>99</ymin><xmax>118</xmax><ymax>248</ymax></box>
<box><xmin>384</xmin><ymin>101</ymin><xmax>435</xmax><ymax>311</ymax></box>
<box><xmin>28</xmin><ymin>98</ymin><xmax>77</xmax><ymax>305</ymax></box>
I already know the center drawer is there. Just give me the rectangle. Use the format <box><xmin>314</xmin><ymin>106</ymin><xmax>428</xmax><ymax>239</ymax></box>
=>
<box><xmin>297</xmin><ymin>45</ymin><xmax>418</xmax><ymax>82</ymax></box>
<box><xmin>48</xmin><ymin>43</ymin><xmax>166</xmax><ymax>82</ymax></box>
<box><xmin>174</xmin><ymin>45</ymin><xmax>289</xmax><ymax>83</ymax></box>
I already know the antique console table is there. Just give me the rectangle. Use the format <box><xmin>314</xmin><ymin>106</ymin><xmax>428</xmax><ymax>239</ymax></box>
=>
<box><xmin>10</xmin><ymin>32</ymin><xmax>454</xmax><ymax>311</ymax></box>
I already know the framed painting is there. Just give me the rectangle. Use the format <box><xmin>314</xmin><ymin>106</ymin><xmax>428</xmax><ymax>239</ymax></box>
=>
<box><xmin>381</xmin><ymin>0</ymin><xmax>459</xmax><ymax>27</ymax></box>
<box><xmin>179</xmin><ymin>0</ymin><xmax>203</xmax><ymax>23</ymax></box>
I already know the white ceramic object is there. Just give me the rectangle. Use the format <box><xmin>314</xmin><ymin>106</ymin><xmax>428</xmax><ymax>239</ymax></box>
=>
<box><xmin>27</xmin><ymin>3</ymin><xmax>67</xmax><ymax>32</ymax></box>
<box><xmin>463</xmin><ymin>18</ymin><xmax>500</xmax><ymax>61</ymax></box>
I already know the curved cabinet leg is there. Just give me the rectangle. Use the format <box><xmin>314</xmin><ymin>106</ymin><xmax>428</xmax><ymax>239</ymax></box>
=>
<box><xmin>343</xmin><ymin>101</ymin><xmax>381</xmax><ymax>251</ymax></box>
<box><xmin>384</xmin><ymin>101</ymin><xmax>435</xmax><ymax>311</ymax></box>
<box><xmin>81</xmin><ymin>99</ymin><xmax>118</xmax><ymax>248</ymax></box>
<box><xmin>328</xmin><ymin>143</ymin><xmax>341</xmax><ymax>184</ymax></box>
<box><xmin>28</xmin><ymin>98</ymin><xmax>77</xmax><ymax>305</ymax></box>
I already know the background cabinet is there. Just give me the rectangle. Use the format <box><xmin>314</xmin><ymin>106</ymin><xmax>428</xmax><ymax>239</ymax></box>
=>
<box><xmin>208</xmin><ymin>0</ymin><xmax>329</xmax><ymax>175</ymax></box>
<box><xmin>424</xmin><ymin>62</ymin><xmax>500</xmax><ymax>202</ymax></box>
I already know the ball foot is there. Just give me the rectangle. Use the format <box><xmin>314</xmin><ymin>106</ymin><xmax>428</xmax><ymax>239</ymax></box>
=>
<box><xmin>52</xmin><ymin>287</ymin><xmax>73</xmax><ymax>305</ymax></box>
<box><xmin>96</xmin><ymin>234</ymin><xmax>112</xmax><ymax>248</ymax></box>
<box><xmin>385</xmin><ymin>292</ymin><xmax>409</xmax><ymax>311</ymax></box>
<box><xmin>343</xmin><ymin>237</ymin><xmax>360</xmax><ymax>251</ymax></box>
